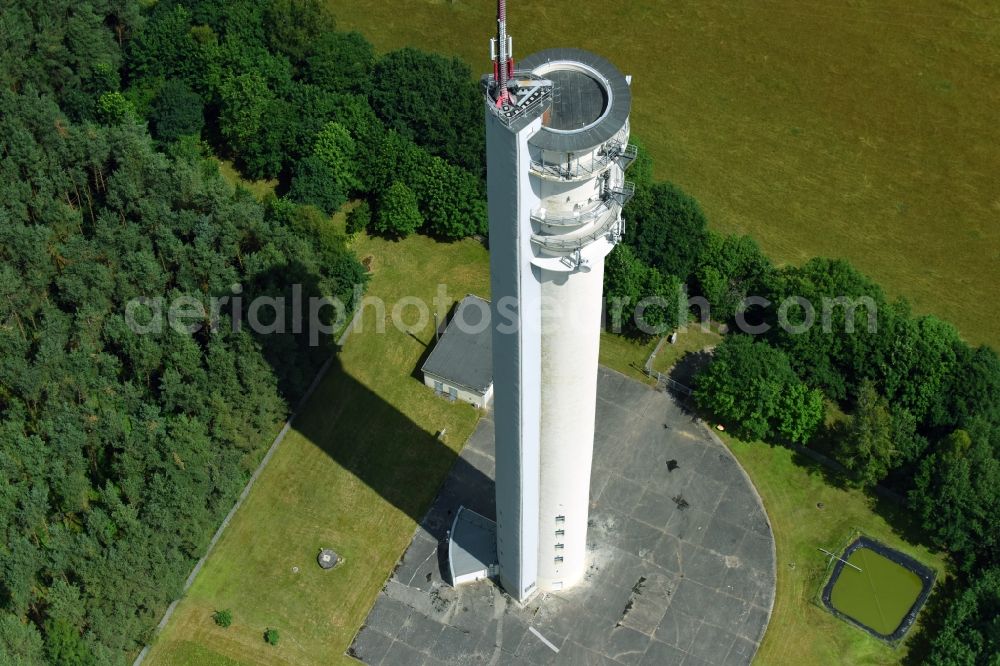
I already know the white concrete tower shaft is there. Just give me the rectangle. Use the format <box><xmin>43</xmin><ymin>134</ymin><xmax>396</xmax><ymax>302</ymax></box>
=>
<box><xmin>484</xmin><ymin>45</ymin><xmax>634</xmax><ymax>601</ymax></box>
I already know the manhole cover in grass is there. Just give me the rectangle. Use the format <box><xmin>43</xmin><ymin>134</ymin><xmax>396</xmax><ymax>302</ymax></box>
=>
<box><xmin>318</xmin><ymin>549</ymin><xmax>339</xmax><ymax>570</ymax></box>
<box><xmin>822</xmin><ymin>536</ymin><xmax>935</xmax><ymax>642</ymax></box>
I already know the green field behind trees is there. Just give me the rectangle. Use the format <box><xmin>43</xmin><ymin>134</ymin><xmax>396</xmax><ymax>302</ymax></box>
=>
<box><xmin>328</xmin><ymin>0</ymin><xmax>1000</xmax><ymax>349</ymax></box>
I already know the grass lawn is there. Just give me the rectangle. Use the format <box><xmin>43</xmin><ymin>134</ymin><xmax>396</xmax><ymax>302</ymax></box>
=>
<box><xmin>144</xmin><ymin>230</ymin><xmax>491</xmax><ymax>665</ymax></box>
<box><xmin>328</xmin><ymin>0</ymin><xmax>1000</xmax><ymax>348</ymax></box>
<box><xmin>719</xmin><ymin>433</ymin><xmax>948</xmax><ymax>665</ymax></box>
<box><xmin>598</xmin><ymin>330</ymin><xmax>656</xmax><ymax>385</ymax></box>
<box><xmin>650</xmin><ymin>322</ymin><xmax>723</xmax><ymax>375</ymax></box>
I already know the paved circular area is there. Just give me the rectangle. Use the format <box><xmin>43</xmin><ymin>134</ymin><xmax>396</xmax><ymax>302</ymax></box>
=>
<box><xmin>352</xmin><ymin>367</ymin><xmax>776</xmax><ymax>666</ymax></box>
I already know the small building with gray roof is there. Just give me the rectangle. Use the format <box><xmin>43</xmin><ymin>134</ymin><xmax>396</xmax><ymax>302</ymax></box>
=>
<box><xmin>421</xmin><ymin>295</ymin><xmax>493</xmax><ymax>409</ymax></box>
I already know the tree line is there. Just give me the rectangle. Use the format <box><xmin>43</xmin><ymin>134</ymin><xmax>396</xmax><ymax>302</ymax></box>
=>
<box><xmin>608</xmin><ymin>135</ymin><xmax>999</xmax><ymax>665</ymax></box>
<box><xmin>125</xmin><ymin>0</ymin><xmax>486</xmax><ymax>239</ymax></box>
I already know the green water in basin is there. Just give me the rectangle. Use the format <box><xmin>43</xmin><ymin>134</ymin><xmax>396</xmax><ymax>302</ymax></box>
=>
<box><xmin>829</xmin><ymin>546</ymin><xmax>923</xmax><ymax>635</ymax></box>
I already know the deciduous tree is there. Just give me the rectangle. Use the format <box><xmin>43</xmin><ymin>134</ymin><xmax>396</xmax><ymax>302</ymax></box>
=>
<box><xmin>626</xmin><ymin>181</ymin><xmax>708</xmax><ymax>281</ymax></box>
<box><xmin>926</xmin><ymin>568</ymin><xmax>1000</xmax><ymax>665</ymax></box>
<box><xmin>149</xmin><ymin>79</ymin><xmax>204</xmax><ymax>143</ymax></box>
<box><xmin>375</xmin><ymin>181</ymin><xmax>422</xmax><ymax>238</ymax></box>
<box><xmin>304</xmin><ymin>31</ymin><xmax>374</xmax><ymax>94</ymax></box>
<box><xmin>288</xmin><ymin>155</ymin><xmax>346</xmax><ymax>215</ymax></box>
<box><xmin>910</xmin><ymin>421</ymin><xmax>1000</xmax><ymax>570</ymax></box>
<box><xmin>263</xmin><ymin>0</ymin><xmax>336</xmax><ymax>65</ymax></box>
<box><xmin>313</xmin><ymin>121</ymin><xmax>360</xmax><ymax>194</ymax></box>
<box><xmin>694</xmin><ymin>232</ymin><xmax>772</xmax><ymax>321</ymax></box>
<box><xmin>346</xmin><ymin>201</ymin><xmax>371</xmax><ymax>235</ymax></box>
<box><xmin>694</xmin><ymin>335</ymin><xmax>824</xmax><ymax>443</ymax></box>
<box><xmin>370</xmin><ymin>48</ymin><xmax>484</xmax><ymax>175</ymax></box>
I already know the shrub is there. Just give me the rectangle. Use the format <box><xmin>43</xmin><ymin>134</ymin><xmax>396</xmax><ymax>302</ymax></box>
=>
<box><xmin>346</xmin><ymin>201</ymin><xmax>371</xmax><ymax>235</ymax></box>
<box><xmin>374</xmin><ymin>181</ymin><xmax>421</xmax><ymax>238</ymax></box>
<box><xmin>264</xmin><ymin>628</ymin><xmax>280</xmax><ymax>646</ymax></box>
<box><xmin>212</xmin><ymin>609</ymin><xmax>232</xmax><ymax>628</ymax></box>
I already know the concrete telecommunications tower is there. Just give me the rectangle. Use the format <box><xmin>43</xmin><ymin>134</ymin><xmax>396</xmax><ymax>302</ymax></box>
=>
<box><xmin>484</xmin><ymin>0</ymin><xmax>635</xmax><ymax>601</ymax></box>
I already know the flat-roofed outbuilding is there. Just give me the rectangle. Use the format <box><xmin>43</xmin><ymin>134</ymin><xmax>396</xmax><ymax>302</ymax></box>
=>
<box><xmin>421</xmin><ymin>295</ymin><xmax>493</xmax><ymax>409</ymax></box>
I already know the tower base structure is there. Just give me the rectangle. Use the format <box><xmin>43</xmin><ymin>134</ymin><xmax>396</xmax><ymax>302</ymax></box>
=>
<box><xmin>351</xmin><ymin>369</ymin><xmax>776</xmax><ymax>666</ymax></box>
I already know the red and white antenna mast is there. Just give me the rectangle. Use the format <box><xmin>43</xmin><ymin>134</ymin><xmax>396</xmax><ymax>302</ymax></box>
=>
<box><xmin>491</xmin><ymin>0</ymin><xmax>515</xmax><ymax>107</ymax></box>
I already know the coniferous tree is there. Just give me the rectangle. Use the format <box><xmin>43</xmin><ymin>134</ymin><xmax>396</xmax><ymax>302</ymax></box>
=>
<box><xmin>842</xmin><ymin>381</ymin><xmax>897</xmax><ymax>487</ymax></box>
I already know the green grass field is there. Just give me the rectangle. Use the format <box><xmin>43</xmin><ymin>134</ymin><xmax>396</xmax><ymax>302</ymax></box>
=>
<box><xmin>720</xmin><ymin>434</ymin><xmax>946</xmax><ymax>664</ymax></box>
<box><xmin>328</xmin><ymin>0</ymin><xmax>1000</xmax><ymax>348</ymax></box>
<box><xmin>598</xmin><ymin>330</ymin><xmax>657</xmax><ymax>385</ymax></box>
<box><xmin>144</xmin><ymin>230</ymin><xmax>491</xmax><ymax>665</ymax></box>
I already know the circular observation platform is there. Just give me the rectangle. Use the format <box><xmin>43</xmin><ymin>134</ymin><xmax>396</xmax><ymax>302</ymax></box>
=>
<box><xmin>520</xmin><ymin>48</ymin><xmax>632</xmax><ymax>153</ymax></box>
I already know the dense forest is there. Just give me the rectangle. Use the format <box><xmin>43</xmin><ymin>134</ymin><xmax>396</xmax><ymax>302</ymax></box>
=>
<box><xmin>1</xmin><ymin>0</ymin><xmax>997</xmax><ymax>664</ymax></box>
<box><xmin>0</xmin><ymin>0</ymin><xmax>484</xmax><ymax>663</ymax></box>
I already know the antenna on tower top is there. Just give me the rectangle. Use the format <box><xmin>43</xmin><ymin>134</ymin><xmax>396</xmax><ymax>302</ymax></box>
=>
<box><xmin>490</xmin><ymin>0</ymin><xmax>515</xmax><ymax>107</ymax></box>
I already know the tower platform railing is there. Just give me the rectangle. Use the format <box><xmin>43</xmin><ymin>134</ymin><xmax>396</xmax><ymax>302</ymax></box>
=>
<box><xmin>529</xmin><ymin>142</ymin><xmax>637</xmax><ymax>182</ymax></box>
<box><xmin>481</xmin><ymin>72</ymin><xmax>553</xmax><ymax>128</ymax></box>
<box><xmin>607</xmin><ymin>180</ymin><xmax>636</xmax><ymax>207</ymax></box>
<box><xmin>530</xmin><ymin>180</ymin><xmax>635</xmax><ymax>229</ymax></box>
<box><xmin>530</xmin><ymin>200</ymin><xmax>628</xmax><ymax>252</ymax></box>
<box><xmin>530</xmin><ymin>198</ymin><xmax>619</xmax><ymax>228</ymax></box>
